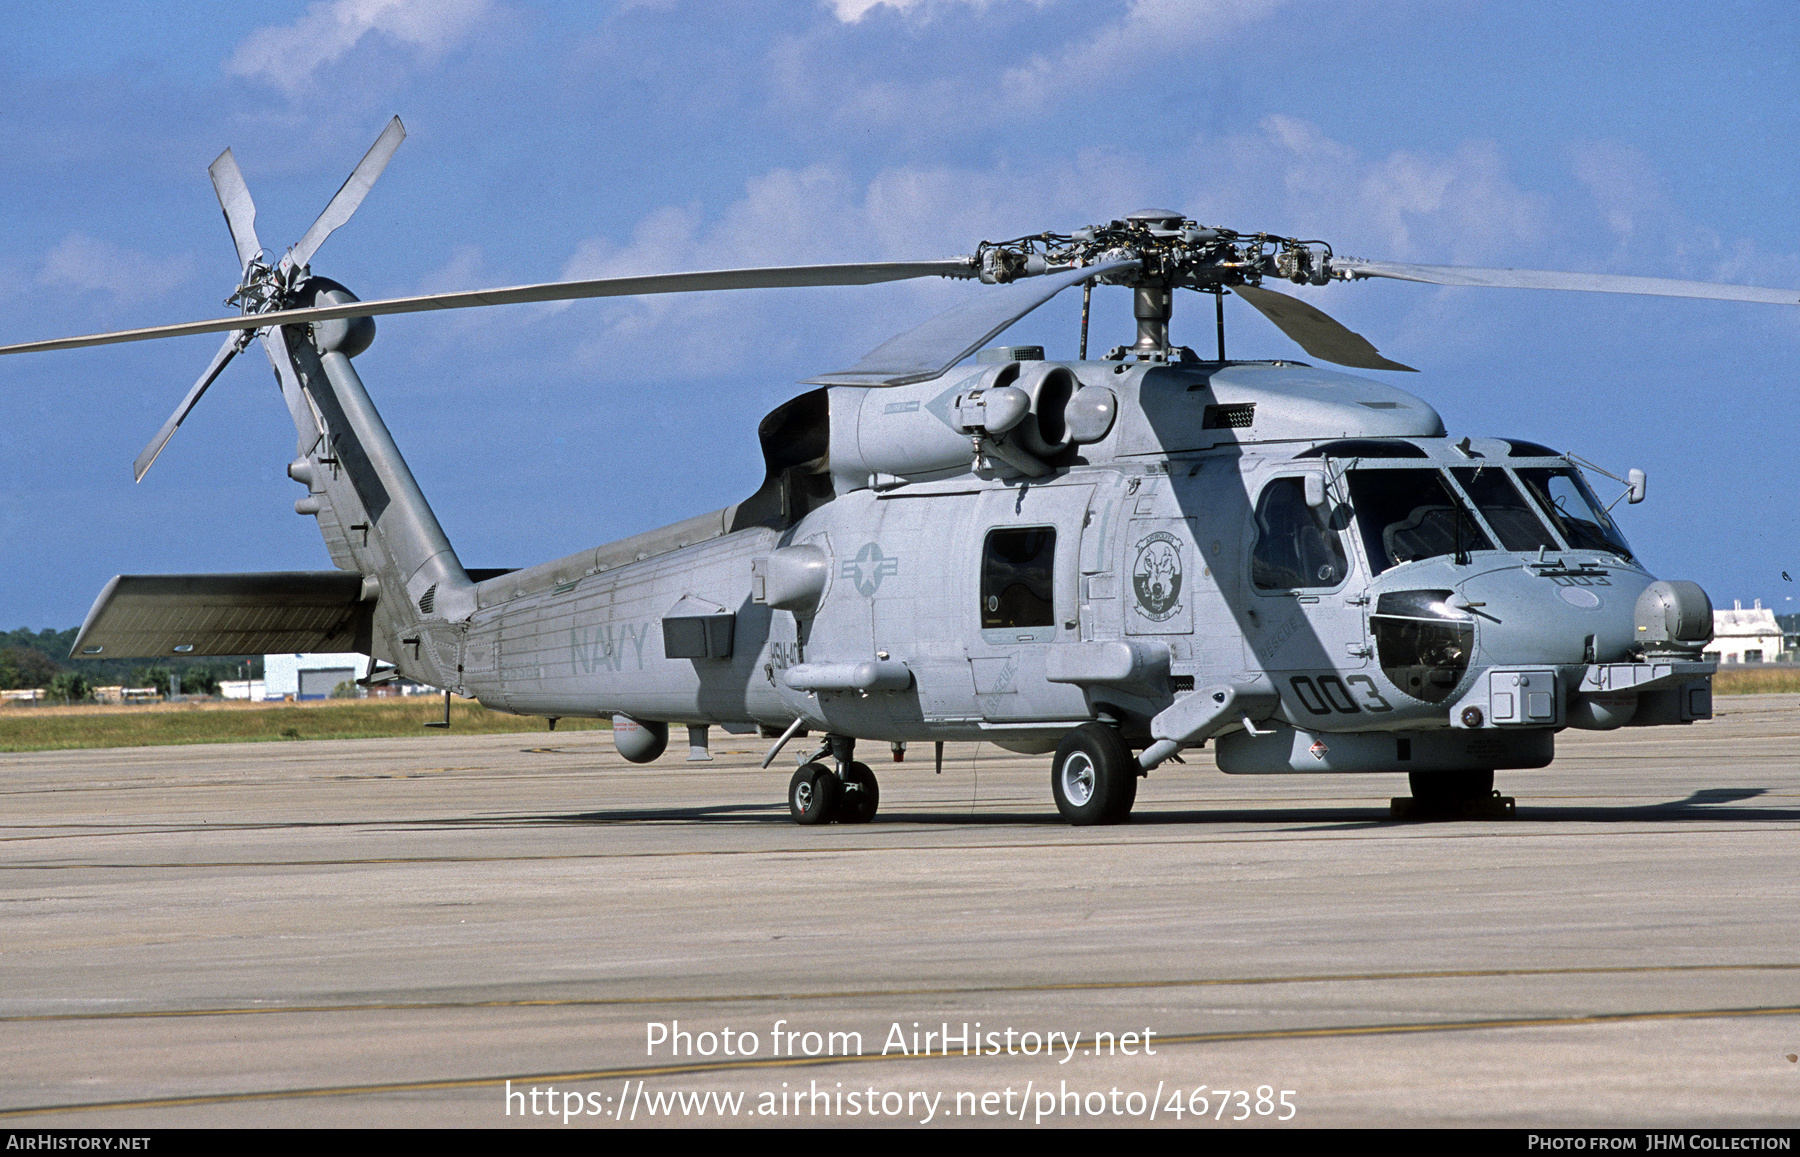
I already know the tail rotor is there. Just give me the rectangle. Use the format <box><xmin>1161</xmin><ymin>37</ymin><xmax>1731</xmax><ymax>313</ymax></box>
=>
<box><xmin>131</xmin><ymin>118</ymin><xmax>405</xmax><ymax>481</ymax></box>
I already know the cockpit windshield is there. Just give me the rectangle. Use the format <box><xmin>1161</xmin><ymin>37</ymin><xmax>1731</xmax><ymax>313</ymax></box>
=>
<box><xmin>1514</xmin><ymin>467</ymin><xmax>1635</xmax><ymax>561</ymax></box>
<box><xmin>1449</xmin><ymin>466</ymin><xmax>1560</xmax><ymax>552</ymax></box>
<box><xmin>1346</xmin><ymin>468</ymin><xmax>1492</xmax><ymax>574</ymax></box>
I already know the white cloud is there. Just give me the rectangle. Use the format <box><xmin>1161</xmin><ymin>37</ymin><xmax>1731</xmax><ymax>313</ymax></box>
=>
<box><xmin>800</xmin><ymin>0</ymin><xmax>1292</xmax><ymax>124</ymax></box>
<box><xmin>534</xmin><ymin>116</ymin><xmax>1551</xmax><ymax>376</ymax></box>
<box><xmin>228</xmin><ymin>0</ymin><xmax>495</xmax><ymax>93</ymax></box>
<box><xmin>1000</xmin><ymin>0</ymin><xmax>1289</xmax><ymax>110</ymax></box>
<box><xmin>823</xmin><ymin>0</ymin><xmax>1024</xmax><ymax>22</ymax></box>
<box><xmin>1568</xmin><ymin>139</ymin><xmax>1666</xmax><ymax>251</ymax></box>
<box><xmin>1239</xmin><ymin>114</ymin><xmax>1546</xmax><ymax>262</ymax></box>
<box><xmin>38</xmin><ymin>234</ymin><xmax>194</xmax><ymax>304</ymax></box>
<box><xmin>418</xmin><ymin>244</ymin><xmax>489</xmax><ymax>294</ymax></box>
<box><xmin>826</xmin><ymin>0</ymin><xmax>915</xmax><ymax>18</ymax></box>
<box><xmin>1566</xmin><ymin>140</ymin><xmax>1800</xmax><ymax>289</ymax></box>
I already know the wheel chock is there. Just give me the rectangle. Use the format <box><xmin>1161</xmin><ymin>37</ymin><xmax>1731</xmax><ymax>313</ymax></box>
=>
<box><xmin>1390</xmin><ymin>791</ymin><xmax>1517</xmax><ymax>821</ymax></box>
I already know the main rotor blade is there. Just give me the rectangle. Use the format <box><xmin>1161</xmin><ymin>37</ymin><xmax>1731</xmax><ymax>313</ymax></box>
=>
<box><xmin>1231</xmin><ymin>283</ymin><xmax>1416</xmax><ymax>372</ymax></box>
<box><xmin>0</xmin><ymin>260</ymin><xmax>976</xmax><ymax>358</ymax></box>
<box><xmin>287</xmin><ymin>116</ymin><xmax>406</xmax><ymax>272</ymax></box>
<box><xmin>207</xmin><ymin>149</ymin><xmax>262</xmax><ymax>271</ymax></box>
<box><xmin>132</xmin><ymin>333</ymin><xmax>242</xmax><ymax>482</ymax></box>
<box><xmin>803</xmin><ymin>259</ymin><xmax>1142</xmax><ymax>387</ymax></box>
<box><xmin>1333</xmin><ymin>259</ymin><xmax>1800</xmax><ymax>306</ymax></box>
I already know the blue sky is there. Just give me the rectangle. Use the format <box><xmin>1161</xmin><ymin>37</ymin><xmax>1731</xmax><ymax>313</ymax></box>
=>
<box><xmin>3</xmin><ymin>0</ymin><xmax>1797</xmax><ymax>629</ymax></box>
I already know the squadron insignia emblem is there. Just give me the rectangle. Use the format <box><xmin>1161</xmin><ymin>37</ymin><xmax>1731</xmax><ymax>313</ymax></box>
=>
<box><xmin>1131</xmin><ymin>531</ymin><xmax>1183</xmax><ymax>621</ymax></box>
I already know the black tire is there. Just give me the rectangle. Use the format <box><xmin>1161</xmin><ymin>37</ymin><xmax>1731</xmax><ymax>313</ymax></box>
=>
<box><xmin>789</xmin><ymin>762</ymin><xmax>839</xmax><ymax>825</ymax></box>
<box><xmin>1051</xmin><ymin>723</ymin><xmax>1138</xmax><ymax>825</ymax></box>
<box><xmin>838</xmin><ymin>761</ymin><xmax>879</xmax><ymax>824</ymax></box>
<box><xmin>1408</xmin><ymin>768</ymin><xmax>1495</xmax><ymax>804</ymax></box>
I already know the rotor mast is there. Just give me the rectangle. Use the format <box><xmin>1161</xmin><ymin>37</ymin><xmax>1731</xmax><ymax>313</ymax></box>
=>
<box><xmin>1124</xmin><ymin>209</ymin><xmax>1182</xmax><ymax>357</ymax></box>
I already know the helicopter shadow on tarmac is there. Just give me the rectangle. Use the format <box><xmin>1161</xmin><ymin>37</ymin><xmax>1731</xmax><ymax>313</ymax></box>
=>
<box><xmin>420</xmin><ymin>786</ymin><xmax>1793</xmax><ymax>829</ymax></box>
<box><xmin>1250</xmin><ymin>785</ymin><xmax>1798</xmax><ymax>831</ymax></box>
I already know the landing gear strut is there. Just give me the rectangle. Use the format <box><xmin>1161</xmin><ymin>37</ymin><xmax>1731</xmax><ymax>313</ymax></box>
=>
<box><xmin>786</xmin><ymin>736</ymin><xmax>880</xmax><ymax>825</ymax></box>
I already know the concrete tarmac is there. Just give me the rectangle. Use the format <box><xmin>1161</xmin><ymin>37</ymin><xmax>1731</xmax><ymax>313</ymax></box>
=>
<box><xmin>1</xmin><ymin>697</ymin><xmax>1797</xmax><ymax>1129</ymax></box>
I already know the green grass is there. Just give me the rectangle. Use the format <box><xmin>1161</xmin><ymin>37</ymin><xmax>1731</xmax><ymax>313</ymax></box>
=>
<box><xmin>8</xmin><ymin>667</ymin><xmax>1790</xmax><ymax>754</ymax></box>
<box><xmin>1711</xmin><ymin>666</ymin><xmax>1800</xmax><ymax>696</ymax></box>
<box><xmin>0</xmin><ymin>697</ymin><xmax>607</xmax><ymax>753</ymax></box>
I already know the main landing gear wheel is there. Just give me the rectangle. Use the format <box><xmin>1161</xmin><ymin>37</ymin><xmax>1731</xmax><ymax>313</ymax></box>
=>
<box><xmin>789</xmin><ymin>762</ymin><xmax>839</xmax><ymax>825</ymax></box>
<box><xmin>1051</xmin><ymin>723</ymin><xmax>1137</xmax><ymax>826</ymax></box>
<box><xmin>1393</xmin><ymin>768</ymin><xmax>1512</xmax><ymax>820</ymax></box>
<box><xmin>837</xmin><ymin>761</ymin><xmax>879</xmax><ymax>824</ymax></box>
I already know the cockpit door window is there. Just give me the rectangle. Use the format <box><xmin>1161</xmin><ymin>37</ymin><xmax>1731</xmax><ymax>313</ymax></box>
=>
<box><xmin>1251</xmin><ymin>476</ymin><xmax>1350</xmax><ymax>590</ymax></box>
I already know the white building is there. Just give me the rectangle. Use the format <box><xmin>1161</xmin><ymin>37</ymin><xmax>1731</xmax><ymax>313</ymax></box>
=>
<box><xmin>1708</xmin><ymin>599</ymin><xmax>1785</xmax><ymax>664</ymax></box>
<box><xmin>220</xmin><ymin>679</ymin><xmax>267</xmax><ymax>701</ymax></box>
<box><xmin>263</xmin><ymin>652</ymin><xmax>368</xmax><ymax>700</ymax></box>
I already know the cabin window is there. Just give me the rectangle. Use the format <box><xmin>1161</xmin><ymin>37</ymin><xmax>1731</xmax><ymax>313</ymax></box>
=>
<box><xmin>1251</xmin><ymin>477</ymin><xmax>1349</xmax><ymax>590</ymax></box>
<box><xmin>981</xmin><ymin>527</ymin><xmax>1056</xmax><ymax>630</ymax></box>
<box><xmin>1346</xmin><ymin>468</ymin><xmax>1494</xmax><ymax>574</ymax></box>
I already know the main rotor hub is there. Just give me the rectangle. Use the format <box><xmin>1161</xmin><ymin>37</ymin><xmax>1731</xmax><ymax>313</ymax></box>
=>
<box><xmin>973</xmin><ymin>214</ymin><xmax>1344</xmax><ymax>294</ymax></box>
<box><xmin>1123</xmin><ymin>208</ymin><xmax>1186</xmax><ymax>235</ymax></box>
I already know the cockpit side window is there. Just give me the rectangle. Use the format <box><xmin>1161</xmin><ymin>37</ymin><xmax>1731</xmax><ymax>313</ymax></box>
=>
<box><xmin>1252</xmin><ymin>476</ymin><xmax>1349</xmax><ymax>590</ymax></box>
<box><xmin>1346</xmin><ymin>468</ymin><xmax>1494</xmax><ymax>574</ymax></box>
<box><xmin>1450</xmin><ymin>466</ymin><xmax>1559</xmax><ymax>552</ymax></box>
<box><xmin>1513</xmin><ymin>467</ymin><xmax>1635</xmax><ymax>561</ymax></box>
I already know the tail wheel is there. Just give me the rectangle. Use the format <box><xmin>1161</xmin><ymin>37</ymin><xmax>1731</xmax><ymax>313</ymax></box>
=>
<box><xmin>838</xmin><ymin>761</ymin><xmax>879</xmax><ymax>824</ymax></box>
<box><xmin>1051</xmin><ymin>723</ymin><xmax>1137</xmax><ymax>825</ymax></box>
<box><xmin>789</xmin><ymin>762</ymin><xmax>839</xmax><ymax>825</ymax></box>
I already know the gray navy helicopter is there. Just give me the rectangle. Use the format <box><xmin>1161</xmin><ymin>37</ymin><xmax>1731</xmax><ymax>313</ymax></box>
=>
<box><xmin>11</xmin><ymin>118</ymin><xmax>1785</xmax><ymax>825</ymax></box>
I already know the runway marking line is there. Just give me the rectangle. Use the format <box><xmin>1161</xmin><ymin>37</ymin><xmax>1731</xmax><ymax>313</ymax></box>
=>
<box><xmin>3</xmin><ymin>1002</ymin><xmax>1797</xmax><ymax>1119</ymax></box>
<box><xmin>3</xmin><ymin>962</ymin><xmax>1796</xmax><ymax>1023</ymax></box>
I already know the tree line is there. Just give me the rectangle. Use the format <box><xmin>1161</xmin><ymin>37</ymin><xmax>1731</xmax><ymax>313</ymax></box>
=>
<box><xmin>1</xmin><ymin>627</ymin><xmax>262</xmax><ymax>701</ymax></box>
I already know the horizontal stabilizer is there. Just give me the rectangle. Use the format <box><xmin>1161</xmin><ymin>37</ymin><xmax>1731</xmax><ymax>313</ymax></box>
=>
<box><xmin>71</xmin><ymin>572</ymin><xmax>372</xmax><ymax>659</ymax></box>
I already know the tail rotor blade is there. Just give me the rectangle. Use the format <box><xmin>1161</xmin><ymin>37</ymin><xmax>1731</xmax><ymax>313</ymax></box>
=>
<box><xmin>287</xmin><ymin>116</ymin><xmax>406</xmax><ymax>271</ymax></box>
<box><xmin>259</xmin><ymin>325</ymin><xmax>312</xmax><ymax>429</ymax></box>
<box><xmin>208</xmin><ymin>149</ymin><xmax>263</xmax><ymax>272</ymax></box>
<box><xmin>1232</xmin><ymin>283</ymin><xmax>1416</xmax><ymax>372</ymax></box>
<box><xmin>132</xmin><ymin>333</ymin><xmax>242</xmax><ymax>482</ymax></box>
<box><xmin>257</xmin><ymin>325</ymin><xmax>330</xmax><ymax>461</ymax></box>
